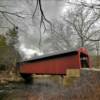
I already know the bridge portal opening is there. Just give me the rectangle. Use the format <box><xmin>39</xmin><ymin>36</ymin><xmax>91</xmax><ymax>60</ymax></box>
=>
<box><xmin>80</xmin><ymin>53</ymin><xmax>89</xmax><ymax>68</ymax></box>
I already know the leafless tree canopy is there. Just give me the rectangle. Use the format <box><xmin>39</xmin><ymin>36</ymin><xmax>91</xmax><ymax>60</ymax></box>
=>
<box><xmin>0</xmin><ymin>0</ymin><xmax>99</xmax><ymax>57</ymax></box>
<box><xmin>0</xmin><ymin>0</ymin><xmax>52</xmax><ymax>31</ymax></box>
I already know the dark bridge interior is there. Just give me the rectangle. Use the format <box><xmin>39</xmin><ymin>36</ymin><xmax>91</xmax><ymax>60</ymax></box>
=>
<box><xmin>80</xmin><ymin>53</ymin><xmax>89</xmax><ymax>68</ymax></box>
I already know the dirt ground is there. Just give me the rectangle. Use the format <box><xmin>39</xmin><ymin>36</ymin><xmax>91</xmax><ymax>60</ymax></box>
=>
<box><xmin>1</xmin><ymin>69</ymin><xmax>100</xmax><ymax>100</ymax></box>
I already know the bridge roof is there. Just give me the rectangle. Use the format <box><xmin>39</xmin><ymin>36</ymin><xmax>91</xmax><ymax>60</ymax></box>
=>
<box><xmin>18</xmin><ymin>48</ymin><xmax>88</xmax><ymax>64</ymax></box>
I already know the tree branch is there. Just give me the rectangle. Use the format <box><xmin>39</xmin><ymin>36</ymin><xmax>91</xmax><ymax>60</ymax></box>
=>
<box><xmin>32</xmin><ymin>0</ymin><xmax>39</xmax><ymax>19</ymax></box>
<box><xmin>1</xmin><ymin>12</ymin><xmax>15</xmax><ymax>26</ymax></box>
<box><xmin>0</xmin><ymin>10</ymin><xmax>25</xmax><ymax>18</ymax></box>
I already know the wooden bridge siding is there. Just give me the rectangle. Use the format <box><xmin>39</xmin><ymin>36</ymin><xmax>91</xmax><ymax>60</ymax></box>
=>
<box><xmin>19</xmin><ymin>54</ymin><xmax>80</xmax><ymax>75</ymax></box>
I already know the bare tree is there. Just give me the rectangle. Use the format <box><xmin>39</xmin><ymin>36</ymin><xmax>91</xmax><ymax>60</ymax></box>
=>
<box><xmin>0</xmin><ymin>0</ymin><xmax>53</xmax><ymax>56</ymax></box>
<box><xmin>41</xmin><ymin>19</ymin><xmax>75</xmax><ymax>53</ymax></box>
<box><xmin>66</xmin><ymin>0</ymin><xmax>100</xmax><ymax>9</ymax></box>
<box><xmin>95</xmin><ymin>41</ymin><xmax>100</xmax><ymax>55</ymax></box>
<box><xmin>63</xmin><ymin>5</ymin><xmax>100</xmax><ymax>48</ymax></box>
<box><xmin>0</xmin><ymin>0</ymin><xmax>52</xmax><ymax>32</ymax></box>
<box><xmin>25</xmin><ymin>0</ymin><xmax>52</xmax><ymax>50</ymax></box>
<box><xmin>65</xmin><ymin>0</ymin><xmax>100</xmax><ymax>68</ymax></box>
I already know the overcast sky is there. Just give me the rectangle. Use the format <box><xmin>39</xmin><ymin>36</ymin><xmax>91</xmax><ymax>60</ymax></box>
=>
<box><xmin>16</xmin><ymin>0</ymin><xmax>100</xmax><ymax>59</ymax></box>
<box><xmin>1</xmin><ymin>0</ymin><xmax>99</xmax><ymax>59</ymax></box>
<box><xmin>17</xmin><ymin>0</ymin><xmax>67</xmax><ymax>59</ymax></box>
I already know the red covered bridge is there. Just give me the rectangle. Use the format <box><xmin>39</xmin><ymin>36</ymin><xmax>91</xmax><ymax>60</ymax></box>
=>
<box><xmin>17</xmin><ymin>48</ymin><xmax>92</xmax><ymax>81</ymax></box>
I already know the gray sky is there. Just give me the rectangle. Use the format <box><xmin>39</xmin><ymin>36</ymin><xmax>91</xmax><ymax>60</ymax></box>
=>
<box><xmin>16</xmin><ymin>0</ymin><xmax>67</xmax><ymax>59</ymax></box>
<box><xmin>17</xmin><ymin>0</ymin><xmax>100</xmax><ymax>59</ymax></box>
<box><xmin>1</xmin><ymin>0</ymin><xmax>99</xmax><ymax>59</ymax></box>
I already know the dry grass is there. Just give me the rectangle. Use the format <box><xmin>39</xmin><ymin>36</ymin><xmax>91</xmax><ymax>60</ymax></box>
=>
<box><xmin>1</xmin><ymin>69</ymin><xmax>100</xmax><ymax>100</ymax></box>
<box><xmin>92</xmin><ymin>56</ymin><xmax>100</xmax><ymax>68</ymax></box>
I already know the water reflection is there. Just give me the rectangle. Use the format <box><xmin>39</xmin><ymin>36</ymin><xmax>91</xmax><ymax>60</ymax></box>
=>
<box><xmin>0</xmin><ymin>70</ymin><xmax>100</xmax><ymax>100</ymax></box>
<box><xmin>0</xmin><ymin>81</ymin><xmax>63</xmax><ymax>100</ymax></box>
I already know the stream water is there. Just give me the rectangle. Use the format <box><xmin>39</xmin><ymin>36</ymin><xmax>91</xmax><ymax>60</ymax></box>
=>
<box><xmin>0</xmin><ymin>79</ymin><xmax>63</xmax><ymax>100</ymax></box>
<box><xmin>0</xmin><ymin>70</ymin><xmax>100</xmax><ymax>100</ymax></box>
